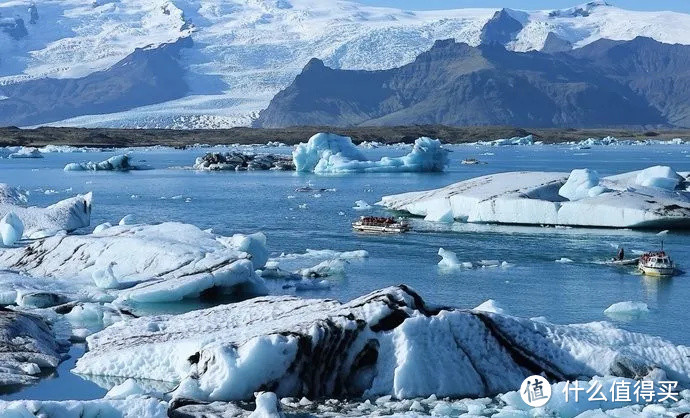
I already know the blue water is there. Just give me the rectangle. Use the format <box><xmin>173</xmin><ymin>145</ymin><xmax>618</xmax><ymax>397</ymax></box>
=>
<box><xmin>1</xmin><ymin>143</ymin><xmax>689</xmax><ymax>401</ymax></box>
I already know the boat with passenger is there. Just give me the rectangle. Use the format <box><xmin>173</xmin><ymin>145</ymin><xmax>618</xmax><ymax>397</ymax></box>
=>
<box><xmin>352</xmin><ymin>216</ymin><xmax>410</xmax><ymax>233</ymax></box>
<box><xmin>638</xmin><ymin>251</ymin><xmax>677</xmax><ymax>277</ymax></box>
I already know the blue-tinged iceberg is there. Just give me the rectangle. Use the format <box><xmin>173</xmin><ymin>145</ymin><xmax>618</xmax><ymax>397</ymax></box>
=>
<box><xmin>64</xmin><ymin>154</ymin><xmax>140</xmax><ymax>171</ymax></box>
<box><xmin>380</xmin><ymin>166</ymin><xmax>690</xmax><ymax>228</ymax></box>
<box><xmin>293</xmin><ymin>133</ymin><xmax>449</xmax><ymax>174</ymax></box>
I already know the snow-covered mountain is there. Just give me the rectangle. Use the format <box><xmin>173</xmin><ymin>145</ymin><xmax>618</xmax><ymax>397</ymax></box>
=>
<box><xmin>1</xmin><ymin>0</ymin><xmax>689</xmax><ymax>128</ymax></box>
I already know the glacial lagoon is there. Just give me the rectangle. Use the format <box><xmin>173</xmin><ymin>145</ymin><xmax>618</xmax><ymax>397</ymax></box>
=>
<box><xmin>1</xmin><ymin>141</ymin><xmax>689</xmax><ymax>406</ymax></box>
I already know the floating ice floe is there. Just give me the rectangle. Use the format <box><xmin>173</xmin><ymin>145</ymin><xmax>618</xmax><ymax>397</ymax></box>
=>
<box><xmin>6</xmin><ymin>146</ymin><xmax>44</xmax><ymax>158</ymax></box>
<box><xmin>193</xmin><ymin>151</ymin><xmax>295</xmax><ymax>171</ymax></box>
<box><xmin>379</xmin><ymin>166</ymin><xmax>690</xmax><ymax>228</ymax></box>
<box><xmin>0</xmin><ymin>309</ymin><xmax>68</xmax><ymax>386</ymax></box>
<box><xmin>64</xmin><ymin>154</ymin><xmax>141</xmax><ymax>171</ymax></box>
<box><xmin>0</xmin><ymin>397</ymin><xmax>168</xmax><ymax>417</ymax></box>
<box><xmin>604</xmin><ymin>301</ymin><xmax>650</xmax><ymax>319</ymax></box>
<box><xmin>0</xmin><ymin>191</ymin><xmax>92</xmax><ymax>238</ymax></box>
<box><xmin>74</xmin><ymin>285</ymin><xmax>690</xmax><ymax>402</ymax></box>
<box><xmin>0</xmin><ymin>222</ymin><xmax>268</xmax><ymax>304</ymax></box>
<box><xmin>476</xmin><ymin>135</ymin><xmax>535</xmax><ymax>146</ymax></box>
<box><xmin>437</xmin><ymin>248</ymin><xmax>509</xmax><ymax>270</ymax></box>
<box><xmin>263</xmin><ymin>248</ymin><xmax>367</xmax><ymax>283</ymax></box>
<box><xmin>293</xmin><ymin>133</ymin><xmax>449</xmax><ymax>174</ymax></box>
<box><xmin>353</xmin><ymin>200</ymin><xmax>372</xmax><ymax>210</ymax></box>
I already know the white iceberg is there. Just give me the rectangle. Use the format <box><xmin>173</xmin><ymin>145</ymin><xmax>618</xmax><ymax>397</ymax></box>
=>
<box><xmin>0</xmin><ymin>309</ymin><xmax>67</xmax><ymax>386</ymax></box>
<box><xmin>64</xmin><ymin>154</ymin><xmax>139</xmax><ymax>171</ymax></box>
<box><xmin>437</xmin><ymin>248</ymin><xmax>463</xmax><ymax>269</ymax></box>
<box><xmin>379</xmin><ymin>167</ymin><xmax>690</xmax><ymax>228</ymax></box>
<box><xmin>604</xmin><ymin>301</ymin><xmax>650</xmax><ymax>319</ymax></box>
<box><xmin>293</xmin><ymin>133</ymin><xmax>449</xmax><ymax>174</ymax></box>
<box><xmin>7</xmin><ymin>146</ymin><xmax>44</xmax><ymax>158</ymax></box>
<box><xmin>0</xmin><ymin>192</ymin><xmax>92</xmax><ymax>238</ymax></box>
<box><xmin>479</xmin><ymin>135</ymin><xmax>534</xmax><ymax>146</ymax></box>
<box><xmin>74</xmin><ymin>286</ymin><xmax>690</xmax><ymax>402</ymax></box>
<box><xmin>0</xmin><ymin>212</ymin><xmax>24</xmax><ymax>246</ymax></box>
<box><xmin>0</xmin><ymin>222</ymin><xmax>268</xmax><ymax>304</ymax></box>
<box><xmin>353</xmin><ymin>200</ymin><xmax>372</xmax><ymax>211</ymax></box>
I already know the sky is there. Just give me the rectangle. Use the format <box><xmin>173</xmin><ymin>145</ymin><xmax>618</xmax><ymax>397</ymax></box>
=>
<box><xmin>355</xmin><ymin>1</ymin><xmax>690</xmax><ymax>13</ymax></box>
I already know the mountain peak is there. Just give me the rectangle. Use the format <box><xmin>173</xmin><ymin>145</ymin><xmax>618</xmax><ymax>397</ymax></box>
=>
<box><xmin>303</xmin><ymin>58</ymin><xmax>327</xmax><ymax>72</ymax></box>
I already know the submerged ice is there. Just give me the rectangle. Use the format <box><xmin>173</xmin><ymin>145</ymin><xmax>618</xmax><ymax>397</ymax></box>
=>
<box><xmin>293</xmin><ymin>133</ymin><xmax>449</xmax><ymax>174</ymax></box>
<box><xmin>380</xmin><ymin>166</ymin><xmax>690</xmax><ymax>228</ymax></box>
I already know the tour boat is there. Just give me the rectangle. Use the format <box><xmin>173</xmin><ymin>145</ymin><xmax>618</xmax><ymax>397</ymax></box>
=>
<box><xmin>352</xmin><ymin>216</ymin><xmax>410</xmax><ymax>233</ymax></box>
<box><xmin>461</xmin><ymin>158</ymin><xmax>481</xmax><ymax>165</ymax></box>
<box><xmin>638</xmin><ymin>251</ymin><xmax>676</xmax><ymax>277</ymax></box>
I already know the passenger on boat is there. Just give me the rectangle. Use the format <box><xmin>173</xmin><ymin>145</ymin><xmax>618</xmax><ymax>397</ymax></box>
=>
<box><xmin>617</xmin><ymin>248</ymin><xmax>625</xmax><ymax>261</ymax></box>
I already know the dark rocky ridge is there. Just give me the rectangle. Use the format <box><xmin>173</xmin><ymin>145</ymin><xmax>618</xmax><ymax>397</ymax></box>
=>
<box><xmin>1</xmin><ymin>126</ymin><xmax>688</xmax><ymax>148</ymax></box>
<box><xmin>255</xmin><ymin>37</ymin><xmax>689</xmax><ymax>129</ymax></box>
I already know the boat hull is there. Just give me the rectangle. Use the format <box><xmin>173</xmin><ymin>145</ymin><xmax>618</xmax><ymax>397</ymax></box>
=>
<box><xmin>639</xmin><ymin>265</ymin><xmax>676</xmax><ymax>277</ymax></box>
<box><xmin>353</xmin><ymin>224</ymin><xmax>409</xmax><ymax>234</ymax></box>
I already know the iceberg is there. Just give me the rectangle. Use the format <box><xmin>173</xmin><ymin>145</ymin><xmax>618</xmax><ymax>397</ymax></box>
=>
<box><xmin>0</xmin><ymin>222</ymin><xmax>268</xmax><ymax>304</ymax></box>
<box><xmin>478</xmin><ymin>135</ymin><xmax>535</xmax><ymax>146</ymax></box>
<box><xmin>437</xmin><ymin>248</ymin><xmax>463</xmax><ymax>269</ymax></box>
<box><xmin>74</xmin><ymin>286</ymin><xmax>690</xmax><ymax>402</ymax></box>
<box><xmin>293</xmin><ymin>133</ymin><xmax>449</xmax><ymax>174</ymax></box>
<box><xmin>0</xmin><ymin>309</ymin><xmax>67</xmax><ymax>386</ymax></box>
<box><xmin>353</xmin><ymin>200</ymin><xmax>372</xmax><ymax>211</ymax></box>
<box><xmin>0</xmin><ymin>212</ymin><xmax>24</xmax><ymax>246</ymax></box>
<box><xmin>379</xmin><ymin>167</ymin><xmax>690</xmax><ymax>228</ymax></box>
<box><xmin>0</xmin><ymin>192</ymin><xmax>92</xmax><ymax>238</ymax></box>
<box><xmin>7</xmin><ymin>146</ymin><xmax>44</xmax><ymax>158</ymax></box>
<box><xmin>64</xmin><ymin>154</ymin><xmax>139</xmax><ymax>171</ymax></box>
<box><xmin>194</xmin><ymin>151</ymin><xmax>295</xmax><ymax>171</ymax></box>
<box><xmin>604</xmin><ymin>301</ymin><xmax>650</xmax><ymax>319</ymax></box>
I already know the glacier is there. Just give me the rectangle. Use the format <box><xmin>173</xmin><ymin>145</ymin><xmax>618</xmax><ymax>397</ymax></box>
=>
<box><xmin>0</xmin><ymin>192</ymin><xmax>92</xmax><ymax>238</ymax></box>
<box><xmin>0</xmin><ymin>222</ymin><xmax>268</xmax><ymax>304</ymax></box>
<box><xmin>73</xmin><ymin>285</ymin><xmax>690</xmax><ymax>402</ymax></box>
<box><xmin>293</xmin><ymin>134</ymin><xmax>449</xmax><ymax>174</ymax></box>
<box><xmin>379</xmin><ymin>166</ymin><xmax>690</xmax><ymax>229</ymax></box>
<box><xmin>3</xmin><ymin>0</ymin><xmax>690</xmax><ymax>128</ymax></box>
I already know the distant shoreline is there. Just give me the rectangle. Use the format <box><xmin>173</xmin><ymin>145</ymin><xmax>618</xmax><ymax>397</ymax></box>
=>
<box><xmin>1</xmin><ymin>125</ymin><xmax>689</xmax><ymax>148</ymax></box>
